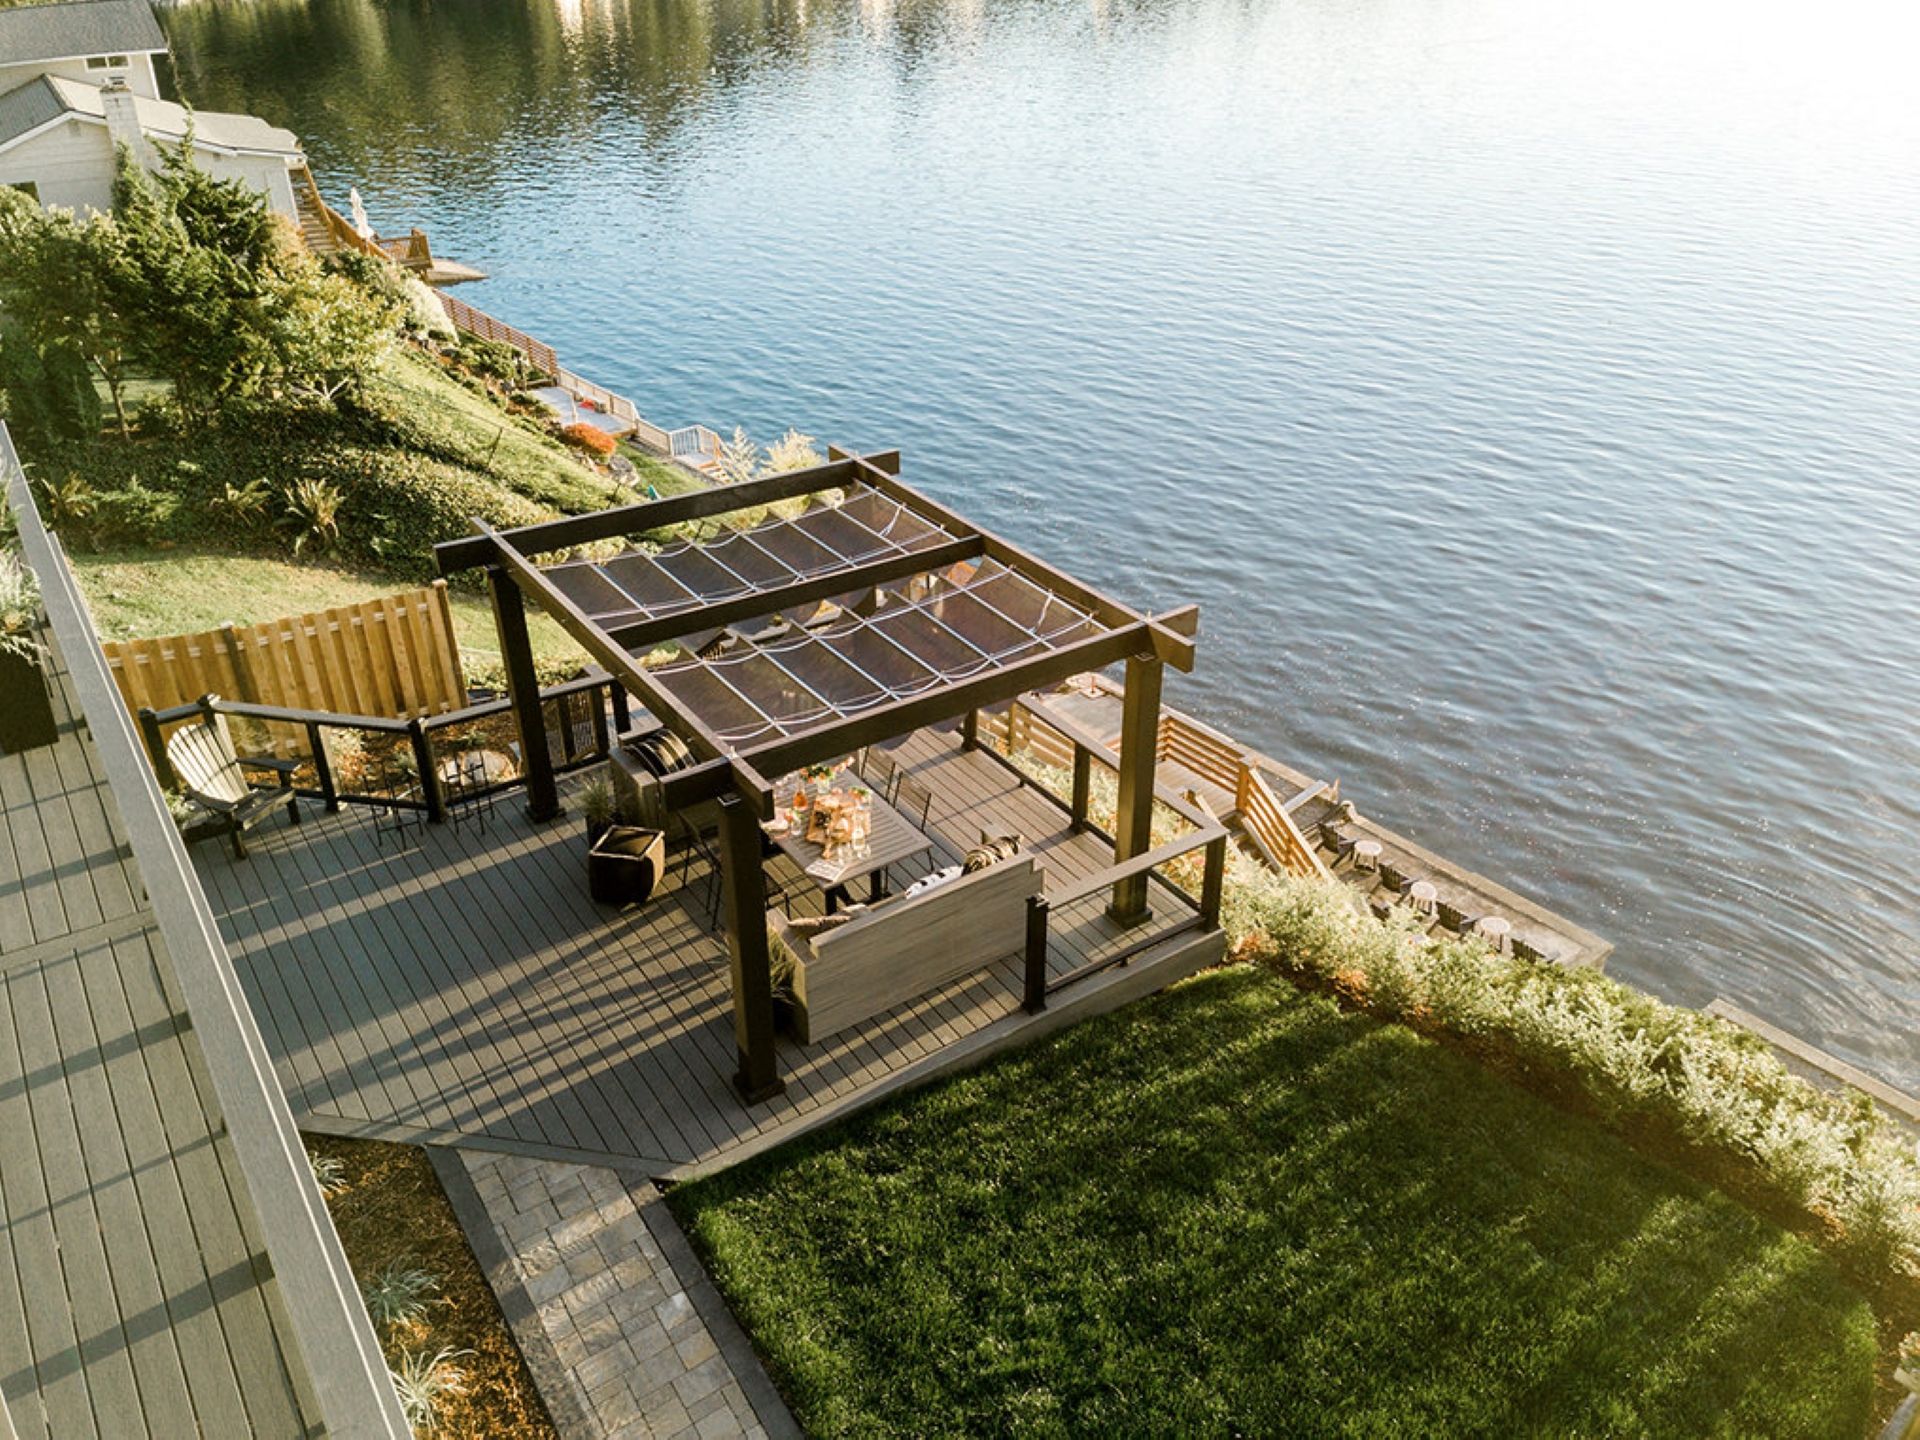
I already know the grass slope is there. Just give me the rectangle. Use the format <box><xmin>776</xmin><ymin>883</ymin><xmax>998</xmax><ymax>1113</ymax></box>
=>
<box><xmin>672</xmin><ymin>966</ymin><xmax>1880</xmax><ymax>1439</ymax></box>
<box><xmin>42</xmin><ymin>344</ymin><xmax>696</xmax><ymax>582</ymax></box>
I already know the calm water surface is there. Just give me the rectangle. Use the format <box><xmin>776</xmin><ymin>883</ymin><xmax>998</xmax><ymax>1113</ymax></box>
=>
<box><xmin>162</xmin><ymin>0</ymin><xmax>1920</xmax><ymax>1083</ymax></box>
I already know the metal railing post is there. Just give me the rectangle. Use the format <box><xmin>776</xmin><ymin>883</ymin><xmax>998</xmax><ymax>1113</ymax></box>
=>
<box><xmin>1024</xmin><ymin>895</ymin><xmax>1050</xmax><ymax>1013</ymax></box>
<box><xmin>409</xmin><ymin>719</ymin><xmax>445</xmax><ymax>822</ymax></box>
<box><xmin>306</xmin><ymin>721</ymin><xmax>339</xmax><ymax>811</ymax></box>
<box><xmin>608</xmin><ymin>680</ymin><xmax>631</xmax><ymax>736</ymax></box>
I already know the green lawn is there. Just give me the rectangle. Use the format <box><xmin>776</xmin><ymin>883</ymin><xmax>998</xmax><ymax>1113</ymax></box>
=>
<box><xmin>671</xmin><ymin>965</ymin><xmax>1882</xmax><ymax>1438</ymax></box>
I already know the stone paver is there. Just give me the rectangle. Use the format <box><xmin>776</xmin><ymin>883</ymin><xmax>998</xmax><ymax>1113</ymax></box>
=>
<box><xmin>462</xmin><ymin>1151</ymin><xmax>792</xmax><ymax>1440</ymax></box>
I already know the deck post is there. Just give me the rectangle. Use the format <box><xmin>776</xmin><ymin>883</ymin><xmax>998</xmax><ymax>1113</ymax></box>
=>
<box><xmin>718</xmin><ymin>791</ymin><xmax>785</xmax><ymax>1104</ymax></box>
<box><xmin>960</xmin><ymin>707</ymin><xmax>979</xmax><ymax>751</ymax></box>
<box><xmin>1108</xmin><ymin>651</ymin><xmax>1163</xmax><ymax>925</ymax></box>
<box><xmin>1200</xmin><ymin>833</ymin><xmax>1228</xmax><ymax>929</ymax></box>
<box><xmin>1024</xmin><ymin>894</ymin><xmax>1050</xmax><ymax>1012</ymax></box>
<box><xmin>1070</xmin><ymin>743</ymin><xmax>1092</xmax><ymax>832</ymax></box>
<box><xmin>488</xmin><ymin>565</ymin><xmax>559</xmax><ymax>821</ymax></box>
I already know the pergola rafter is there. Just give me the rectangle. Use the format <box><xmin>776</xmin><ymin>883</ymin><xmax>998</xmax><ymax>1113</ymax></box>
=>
<box><xmin>436</xmin><ymin>450</ymin><xmax>1196</xmax><ymax>1104</ymax></box>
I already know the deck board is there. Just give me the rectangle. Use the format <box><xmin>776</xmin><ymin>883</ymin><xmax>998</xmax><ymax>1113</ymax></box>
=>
<box><xmin>197</xmin><ymin>723</ymin><xmax>1203</xmax><ymax>1171</ymax></box>
<box><xmin>0</xmin><ymin>651</ymin><xmax>320</xmax><ymax>1439</ymax></box>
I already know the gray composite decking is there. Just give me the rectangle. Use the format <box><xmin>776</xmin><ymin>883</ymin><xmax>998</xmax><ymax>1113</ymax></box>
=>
<box><xmin>197</xmin><ymin>724</ymin><xmax>1208</xmax><ymax>1173</ymax></box>
<box><xmin>0</xmin><ymin>650</ymin><xmax>321</xmax><ymax>1440</ymax></box>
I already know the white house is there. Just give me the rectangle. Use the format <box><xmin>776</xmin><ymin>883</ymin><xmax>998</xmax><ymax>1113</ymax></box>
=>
<box><xmin>0</xmin><ymin>0</ymin><xmax>305</xmax><ymax>219</ymax></box>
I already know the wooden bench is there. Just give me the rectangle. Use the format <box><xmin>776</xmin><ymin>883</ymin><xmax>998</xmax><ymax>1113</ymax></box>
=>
<box><xmin>769</xmin><ymin>855</ymin><xmax>1043</xmax><ymax>1043</ymax></box>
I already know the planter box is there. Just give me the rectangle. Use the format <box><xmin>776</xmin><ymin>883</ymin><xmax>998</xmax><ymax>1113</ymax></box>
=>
<box><xmin>0</xmin><ymin>646</ymin><xmax>58</xmax><ymax>754</ymax></box>
<box><xmin>587</xmin><ymin>825</ymin><xmax>665</xmax><ymax>906</ymax></box>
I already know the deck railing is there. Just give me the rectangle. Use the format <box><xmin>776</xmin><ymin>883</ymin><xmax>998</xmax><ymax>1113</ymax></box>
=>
<box><xmin>3</xmin><ymin>425</ymin><xmax>412</xmax><ymax>1437</ymax></box>
<box><xmin>435</xmin><ymin>291</ymin><xmax>561</xmax><ymax>377</ymax></box>
<box><xmin>137</xmin><ymin>674</ymin><xmax>625</xmax><ymax>823</ymax></box>
<box><xmin>983</xmin><ymin>687</ymin><xmax>1330</xmax><ymax>883</ymax></box>
<box><xmin>966</xmin><ymin>702</ymin><xmax>1230</xmax><ymax>1008</ymax></box>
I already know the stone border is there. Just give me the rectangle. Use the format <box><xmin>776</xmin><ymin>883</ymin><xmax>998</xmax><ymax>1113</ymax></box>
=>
<box><xmin>427</xmin><ymin>1146</ymin><xmax>594</xmax><ymax>1437</ymax></box>
<box><xmin>628</xmin><ymin>1178</ymin><xmax>802</xmax><ymax>1440</ymax></box>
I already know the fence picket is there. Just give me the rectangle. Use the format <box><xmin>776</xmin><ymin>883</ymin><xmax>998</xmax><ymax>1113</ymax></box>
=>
<box><xmin>99</xmin><ymin>585</ymin><xmax>468</xmax><ymax>735</ymax></box>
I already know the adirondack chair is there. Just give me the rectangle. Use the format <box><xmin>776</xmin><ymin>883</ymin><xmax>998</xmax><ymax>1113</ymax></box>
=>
<box><xmin>166</xmin><ymin>700</ymin><xmax>300</xmax><ymax>858</ymax></box>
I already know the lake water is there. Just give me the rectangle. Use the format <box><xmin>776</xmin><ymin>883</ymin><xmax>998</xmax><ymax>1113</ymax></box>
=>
<box><xmin>160</xmin><ymin>0</ymin><xmax>1920</xmax><ymax>1085</ymax></box>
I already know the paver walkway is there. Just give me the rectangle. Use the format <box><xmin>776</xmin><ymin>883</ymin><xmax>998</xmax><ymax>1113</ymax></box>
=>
<box><xmin>458</xmin><ymin>1151</ymin><xmax>798</xmax><ymax>1440</ymax></box>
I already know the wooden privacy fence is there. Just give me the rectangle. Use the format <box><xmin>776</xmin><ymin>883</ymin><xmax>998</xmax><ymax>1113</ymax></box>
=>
<box><xmin>101</xmin><ymin>583</ymin><xmax>467</xmax><ymax>748</ymax></box>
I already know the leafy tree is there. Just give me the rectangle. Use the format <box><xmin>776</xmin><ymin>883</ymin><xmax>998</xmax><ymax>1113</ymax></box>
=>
<box><xmin>0</xmin><ymin>320</ymin><xmax>101</xmax><ymax>448</ymax></box>
<box><xmin>0</xmin><ymin>190</ymin><xmax>136</xmax><ymax>436</ymax></box>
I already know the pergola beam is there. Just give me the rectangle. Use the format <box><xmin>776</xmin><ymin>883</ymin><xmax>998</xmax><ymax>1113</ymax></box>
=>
<box><xmin>832</xmin><ymin>449</ymin><xmax>1199</xmax><ymax>673</ymax></box>
<box><xmin>604</xmin><ymin>536</ymin><xmax>985</xmax><ymax>653</ymax></box>
<box><xmin>434</xmin><ymin>458</ymin><xmax>865</xmax><ymax>575</ymax></box>
<box><xmin>470</xmin><ymin>520</ymin><xmax>775</xmax><ymax>814</ymax></box>
<box><xmin>737</xmin><ymin>623</ymin><xmax>1150</xmax><ymax>782</ymax></box>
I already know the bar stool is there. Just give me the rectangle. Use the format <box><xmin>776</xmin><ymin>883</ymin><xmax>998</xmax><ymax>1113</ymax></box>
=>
<box><xmin>1476</xmin><ymin>915</ymin><xmax>1513</xmax><ymax>953</ymax></box>
<box><xmin>1353</xmin><ymin>839</ymin><xmax>1382</xmax><ymax>872</ymax></box>
<box><xmin>1409</xmin><ymin>880</ymin><xmax>1438</xmax><ymax>916</ymax></box>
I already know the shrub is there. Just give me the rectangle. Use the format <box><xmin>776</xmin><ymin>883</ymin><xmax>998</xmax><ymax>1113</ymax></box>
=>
<box><xmin>765</xmin><ymin>427</ymin><xmax>823</xmax><ymax>473</ymax></box>
<box><xmin>280</xmin><ymin>477</ymin><xmax>344</xmax><ymax>556</ymax></box>
<box><xmin>559</xmin><ymin>421</ymin><xmax>617</xmax><ymax>457</ymax></box>
<box><xmin>361</xmin><ymin>1259</ymin><xmax>441</xmax><ymax>1331</ymax></box>
<box><xmin>389</xmin><ymin>1346</ymin><xmax>471</xmax><ymax>1433</ymax></box>
<box><xmin>1222</xmin><ymin>863</ymin><xmax>1920</xmax><ymax>1283</ymax></box>
<box><xmin>1004</xmin><ymin>738</ymin><xmax>1920</xmax><ymax>1289</ymax></box>
<box><xmin>89</xmin><ymin>478</ymin><xmax>178</xmax><ymax>548</ymax></box>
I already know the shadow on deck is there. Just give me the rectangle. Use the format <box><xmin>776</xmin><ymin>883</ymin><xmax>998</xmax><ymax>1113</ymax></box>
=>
<box><xmin>195</xmin><ymin>723</ymin><xmax>1218</xmax><ymax>1175</ymax></box>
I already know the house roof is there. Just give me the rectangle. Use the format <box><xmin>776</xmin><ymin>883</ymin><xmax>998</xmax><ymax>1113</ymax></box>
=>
<box><xmin>0</xmin><ymin>72</ymin><xmax>302</xmax><ymax>157</ymax></box>
<box><xmin>0</xmin><ymin>73</ymin><xmax>62</xmax><ymax>148</ymax></box>
<box><xmin>0</xmin><ymin>0</ymin><xmax>167</xmax><ymax>66</ymax></box>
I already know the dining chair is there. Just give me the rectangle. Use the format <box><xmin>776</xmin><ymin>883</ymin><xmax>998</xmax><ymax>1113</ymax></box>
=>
<box><xmin>860</xmin><ymin>747</ymin><xmax>897</xmax><ymax>799</ymax></box>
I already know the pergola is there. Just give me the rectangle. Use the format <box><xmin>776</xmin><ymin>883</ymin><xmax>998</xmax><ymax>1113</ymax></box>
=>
<box><xmin>436</xmin><ymin>449</ymin><xmax>1197</xmax><ymax>1101</ymax></box>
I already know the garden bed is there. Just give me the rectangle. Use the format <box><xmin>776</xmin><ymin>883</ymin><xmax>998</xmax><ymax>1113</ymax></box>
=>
<box><xmin>307</xmin><ymin>1135</ymin><xmax>556</xmax><ymax>1438</ymax></box>
<box><xmin>672</xmin><ymin>966</ymin><xmax>1888</xmax><ymax>1438</ymax></box>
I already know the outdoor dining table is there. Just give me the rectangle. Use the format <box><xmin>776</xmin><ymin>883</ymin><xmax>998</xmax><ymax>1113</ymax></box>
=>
<box><xmin>765</xmin><ymin>765</ymin><xmax>936</xmax><ymax>910</ymax></box>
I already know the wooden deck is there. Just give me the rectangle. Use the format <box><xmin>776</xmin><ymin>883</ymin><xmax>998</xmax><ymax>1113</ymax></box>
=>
<box><xmin>197</xmin><ymin>724</ymin><xmax>1214</xmax><ymax>1174</ymax></box>
<box><xmin>0</xmin><ymin>651</ymin><xmax>321</xmax><ymax>1439</ymax></box>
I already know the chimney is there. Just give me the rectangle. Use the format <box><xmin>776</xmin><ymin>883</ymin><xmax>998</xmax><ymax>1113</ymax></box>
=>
<box><xmin>99</xmin><ymin>78</ymin><xmax>150</xmax><ymax>167</ymax></box>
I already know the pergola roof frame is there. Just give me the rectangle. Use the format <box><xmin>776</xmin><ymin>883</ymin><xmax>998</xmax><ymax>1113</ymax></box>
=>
<box><xmin>438</xmin><ymin>452</ymin><xmax>1197</xmax><ymax>816</ymax></box>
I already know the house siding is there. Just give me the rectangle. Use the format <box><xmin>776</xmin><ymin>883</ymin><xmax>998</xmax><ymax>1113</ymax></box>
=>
<box><xmin>0</xmin><ymin>54</ymin><xmax>159</xmax><ymax>101</ymax></box>
<box><xmin>0</xmin><ymin>116</ymin><xmax>114</xmax><ymax>213</ymax></box>
<box><xmin>0</xmin><ymin>120</ymin><xmax>299</xmax><ymax>221</ymax></box>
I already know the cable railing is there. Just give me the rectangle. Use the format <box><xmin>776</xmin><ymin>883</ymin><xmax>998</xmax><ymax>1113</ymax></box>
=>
<box><xmin>137</xmin><ymin>674</ymin><xmax>625</xmax><ymax>824</ymax></box>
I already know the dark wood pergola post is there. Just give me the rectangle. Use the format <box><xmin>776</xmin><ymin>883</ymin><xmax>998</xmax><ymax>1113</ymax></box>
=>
<box><xmin>1108</xmin><ymin>651</ymin><xmax>1164</xmax><ymax>925</ymax></box>
<box><xmin>488</xmin><ymin>566</ymin><xmax>559</xmax><ymax>822</ymax></box>
<box><xmin>717</xmin><ymin>792</ymin><xmax>784</xmax><ymax>1103</ymax></box>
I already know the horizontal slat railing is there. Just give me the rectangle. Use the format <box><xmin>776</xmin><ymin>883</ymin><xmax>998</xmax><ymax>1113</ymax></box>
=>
<box><xmin>436</xmin><ymin>292</ymin><xmax>561</xmax><ymax>376</ymax></box>
<box><xmin>1236</xmin><ymin>763</ymin><xmax>1332</xmax><ymax>880</ymax></box>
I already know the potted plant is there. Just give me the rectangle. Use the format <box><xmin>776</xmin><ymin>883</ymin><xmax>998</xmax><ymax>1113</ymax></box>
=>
<box><xmin>580</xmin><ymin>775</ymin><xmax>616</xmax><ymax>847</ymax></box>
<box><xmin>768</xmin><ymin>934</ymin><xmax>800</xmax><ymax>1036</ymax></box>
<box><xmin>587</xmin><ymin>823</ymin><xmax>665</xmax><ymax>906</ymax></box>
<box><xmin>0</xmin><ymin>548</ymin><xmax>57</xmax><ymax>754</ymax></box>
